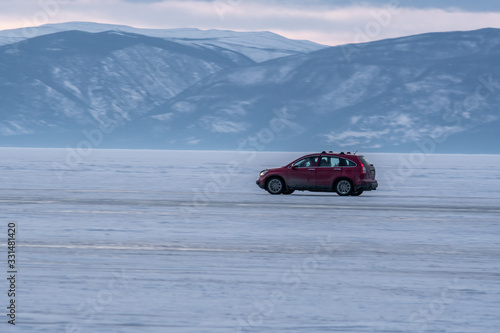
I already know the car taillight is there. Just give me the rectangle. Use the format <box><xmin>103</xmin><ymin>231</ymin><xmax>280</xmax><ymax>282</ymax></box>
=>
<box><xmin>360</xmin><ymin>162</ymin><xmax>366</xmax><ymax>174</ymax></box>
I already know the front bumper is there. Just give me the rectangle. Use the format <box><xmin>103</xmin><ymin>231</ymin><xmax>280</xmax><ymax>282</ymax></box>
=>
<box><xmin>256</xmin><ymin>179</ymin><xmax>265</xmax><ymax>189</ymax></box>
<box><xmin>355</xmin><ymin>181</ymin><xmax>378</xmax><ymax>191</ymax></box>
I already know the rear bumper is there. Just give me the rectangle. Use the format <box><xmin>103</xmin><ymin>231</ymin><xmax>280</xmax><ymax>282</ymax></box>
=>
<box><xmin>355</xmin><ymin>181</ymin><xmax>378</xmax><ymax>191</ymax></box>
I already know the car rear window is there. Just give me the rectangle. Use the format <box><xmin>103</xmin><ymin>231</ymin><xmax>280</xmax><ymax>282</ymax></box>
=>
<box><xmin>344</xmin><ymin>159</ymin><xmax>356</xmax><ymax>166</ymax></box>
<box><xmin>358</xmin><ymin>156</ymin><xmax>372</xmax><ymax>166</ymax></box>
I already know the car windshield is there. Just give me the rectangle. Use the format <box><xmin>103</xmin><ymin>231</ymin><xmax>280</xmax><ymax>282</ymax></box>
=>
<box><xmin>293</xmin><ymin>156</ymin><xmax>318</xmax><ymax>168</ymax></box>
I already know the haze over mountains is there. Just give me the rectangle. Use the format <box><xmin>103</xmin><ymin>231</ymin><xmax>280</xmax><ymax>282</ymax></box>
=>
<box><xmin>1</xmin><ymin>22</ymin><xmax>499</xmax><ymax>152</ymax></box>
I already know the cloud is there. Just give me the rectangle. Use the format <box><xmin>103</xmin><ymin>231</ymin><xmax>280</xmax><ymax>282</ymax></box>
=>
<box><xmin>200</xmin><ymin>116</ymin><xmax>248</xmax><ymax>133</ymax></box>
<box><xmin>122</xmin><ymin>0</ymin><xmax>164</xmax><ymax>3</ymax></box>
<box><xmin>321</xmin><ymin>129</ymin><xmax>391</xmax><ymax>147</ymax></box>
<box><xmin>186</xmin><ymin>137</ymin><xmax>201</xmax><ymax>145</ymax></box>
<box><xmin>119</xmin><ymin>0</ymin><xmax>500</xmax><ymax>12</ymax></box>
<box><xmin>151</xmin><ymin>113</ymin><xmax>174</xmax><ymax>123</ymax></box>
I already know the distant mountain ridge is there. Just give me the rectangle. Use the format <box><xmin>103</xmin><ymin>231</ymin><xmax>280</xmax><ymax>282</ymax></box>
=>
<box><xmin>0</xmin><ymin>22</ymin><xmax>325</xmax><ymax>62</ymax></box>
<box><xmin>150</xmin><ymin>27</ymin><xmax>500</xmax><ymax>152</ymax></box>
<box><xmin>0</xmin><ymin>23</ymin><xmax>499</xmax><ymax>153</ymax></box>
<box><xmin>0</xmin><ymin>30</ymin><xmax>252</xmax><ymax>136</ymax></box>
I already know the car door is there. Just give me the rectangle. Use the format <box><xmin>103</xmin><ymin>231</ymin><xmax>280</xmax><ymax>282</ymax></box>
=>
<box><xmin>286</xmin><ymin>156</ymin><xmax>319</xmax><ymax>190</ymax></box>
<box><xmin>315</xmin><ymin>156</ymin><xmax>343</xmax><ymax>190</ymax></box>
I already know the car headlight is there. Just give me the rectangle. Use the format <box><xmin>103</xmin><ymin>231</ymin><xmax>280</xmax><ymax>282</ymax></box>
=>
<box><xmin>260</xmin><ymin>170</ymin><xmax>269</xmax><ymax>177</ymax></box>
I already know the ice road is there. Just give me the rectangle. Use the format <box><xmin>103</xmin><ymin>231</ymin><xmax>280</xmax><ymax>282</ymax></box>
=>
<box><xmin>1</xmin><ymin>149</ymin><xmax>499</xmax><ymax>332</ymax></box>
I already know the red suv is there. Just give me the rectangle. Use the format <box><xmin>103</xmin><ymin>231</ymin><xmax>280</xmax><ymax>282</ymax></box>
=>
<box><xmin>256</xmin><ymin>151</ymin><xmax>378</xmax><ymax>196</ymax></box>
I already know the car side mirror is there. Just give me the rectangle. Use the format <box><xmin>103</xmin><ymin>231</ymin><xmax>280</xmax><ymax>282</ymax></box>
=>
<box><xmin>291</xmin><ymin>165</ymin><xmax>297</xmax><ymax>169</ymax></box>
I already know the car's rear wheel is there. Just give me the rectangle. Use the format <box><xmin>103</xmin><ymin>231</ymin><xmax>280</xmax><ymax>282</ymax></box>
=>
<box><xmin>266</xmin><ymin>177</ymin><xmax>284</xmax><ymax>195</ymax></box>
<box><xmin>336</xmin><ymin>179</ymin><xmax>353</xmax><ymax>196</ymax></box>
<box><xmin>351</xmin><ymin>189</ymin><xmax>363</xmax><ymax>196</ymax></box>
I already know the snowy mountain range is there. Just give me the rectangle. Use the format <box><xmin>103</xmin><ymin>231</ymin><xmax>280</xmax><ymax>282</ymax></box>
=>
<box><xmin>1</xmin><ymin>22</ymin><xmax>499</xmax><ymax>152</ymax></box>
<box><xmin>0</xmin><ymin>22</ymin><xmax>323</xmax><ymax>62</ymax></box>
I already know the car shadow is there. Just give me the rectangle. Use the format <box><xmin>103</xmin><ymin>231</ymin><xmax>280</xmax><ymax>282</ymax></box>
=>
<box><xmin>290</xmin><ymin>193</ymin><xmax>376</xmax><ymax>197</ymax></box>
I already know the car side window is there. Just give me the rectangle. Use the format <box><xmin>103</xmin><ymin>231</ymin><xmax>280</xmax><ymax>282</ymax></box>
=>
<box><xmin>294</xmin><ymin>156</ymin><xmax>318</xmax><ymax>168</ymax></box>
<box><xmin>319</xmin><ymin>156</ymin><xmax>330</xmax><ymax>167</ymax></box>
<box><xmin>318</xmin><ymin>157</ymin><xmax>340</xmax><ymax>167</ymax></box>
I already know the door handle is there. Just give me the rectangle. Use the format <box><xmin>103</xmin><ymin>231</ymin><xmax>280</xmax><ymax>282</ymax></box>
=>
<box><xmin>334</xmin><ymin>168</ymin><xmax>341</xmax><ymax>171</ymax></box>
<box><xmin>308</xmin><ymin>169</ymin><xmax>316</xmax><ymax>171</ymax></box>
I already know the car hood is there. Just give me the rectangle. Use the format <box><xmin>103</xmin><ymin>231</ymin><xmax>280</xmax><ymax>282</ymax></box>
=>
<box><xmin>265</xmin><ymin>167</ymin><xmax>286</xmax><ymax>173</ymax></box>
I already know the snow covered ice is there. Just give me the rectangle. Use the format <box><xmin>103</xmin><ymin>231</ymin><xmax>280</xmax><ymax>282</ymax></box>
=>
<box><xmin>1</xmin><ymin>148</ymin><xmax>499</xmax><ymax>332</ymax></box>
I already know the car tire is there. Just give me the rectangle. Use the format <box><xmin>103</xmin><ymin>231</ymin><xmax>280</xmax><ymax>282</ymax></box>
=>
<box><xmin>282</xmin><ymin>189</ymin><xmax>295</xmax><ymax>195</ymax></box>
<box><xmin>350</xmin><ymin>189</ymin><xmax>363</xmax><ymax>196</ymax></box>
<box><xmin>335</xmin><ymin>179</ymin><xmax>353</xmax><ymax>196</ymax></box>
<box><xmin>266</xmin><ymin>177</ymin><xmax>285</xmax><ymax>195</ymax></box>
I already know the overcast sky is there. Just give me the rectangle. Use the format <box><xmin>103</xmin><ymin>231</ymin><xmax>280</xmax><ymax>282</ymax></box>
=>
<box><xmin>2</xmin><ymin>0</ymin><xmax>500</xmax><ymax>45</ymax></box>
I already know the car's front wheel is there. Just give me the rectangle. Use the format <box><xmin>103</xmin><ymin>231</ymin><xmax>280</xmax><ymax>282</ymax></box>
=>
<box><xmin>335</xmin><ymin>179</ymin><xmax>353</xmax><ymax>196</ymax></box>
<box><xmin>266</xmin><ymin>177</ymin><xmax>284</xmax><ymax>195</ymax></box>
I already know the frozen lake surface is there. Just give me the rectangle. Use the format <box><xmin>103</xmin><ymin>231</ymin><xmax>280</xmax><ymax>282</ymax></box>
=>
<box><xmin>1</xmin><ymin>148</ymin><xmax>499</xmax><ymax>332</ymax></box>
